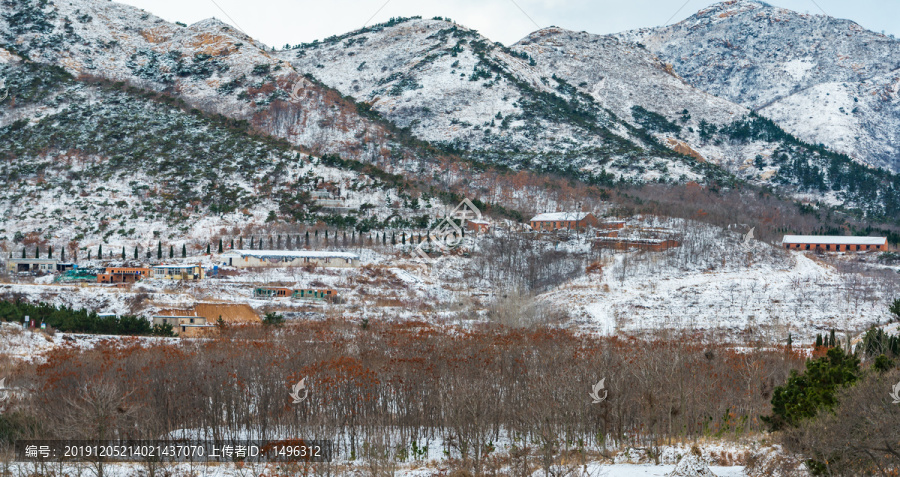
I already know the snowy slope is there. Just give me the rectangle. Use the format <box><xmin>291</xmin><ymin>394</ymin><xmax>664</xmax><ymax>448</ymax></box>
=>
<box><xmin>513</xmin><ymin>28</ymin><xmax>755</xmax><ymax>169</ymax></box>
<box><xmin>622</xmin><ymin>0</ymin><xmax>900</xmax><ymax>171</ymax></box>
<box><xmin>0</xmin><ymin>0</ymin><xmax>410</xmax><ymax>165</ymax></box>
<box><xmin>277</xmin><ymin>18</ymin><xmax>721</xmax><ymax>183</ymax></box>
<box><xmin>543</xmin><ymin>219</ymin><xmax>898</xmax><ymax>343</ymax></box>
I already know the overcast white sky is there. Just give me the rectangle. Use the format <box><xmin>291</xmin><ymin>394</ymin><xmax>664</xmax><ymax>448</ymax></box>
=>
<box><xmin>116</xmin><ymin>0</ymin><xmax>900</xmax><ymax>47</ymax></box>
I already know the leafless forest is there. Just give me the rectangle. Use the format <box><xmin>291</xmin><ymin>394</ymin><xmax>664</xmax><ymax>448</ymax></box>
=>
<box><xmin>0</xmin><ymin>321</ymin><xmax>810</xmax><ymax>475</ymax></box>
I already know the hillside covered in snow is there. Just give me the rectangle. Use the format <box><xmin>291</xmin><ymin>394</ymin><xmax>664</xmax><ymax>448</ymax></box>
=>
<box><xmin>2</xmin><ymin>0</ymin><xmax>900</xmax><ymax>242</ymax></box>
<box><xmin>622</xmin><ymin>0</ymin><xmax>900</xmax><ymax>172</ymax></box>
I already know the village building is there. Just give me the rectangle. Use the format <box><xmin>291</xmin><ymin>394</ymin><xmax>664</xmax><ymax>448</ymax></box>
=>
<box><xmin>152</xmin><ymin>315</ymin><xmax>212</xmax><ymax>337</ymax></box>
<box><xmin>221</xmin><ymin>250</ymin><xmax>360</xmax><ymax>269</ymax></box>
<box><xmin>254</xmin><ymin>287</ymin><xmax>338</xmax><ymax>300</ymax></box>
<box><xmin>5</xmin><ymin>258</ymin><xmax>64</xmax><ymax>274</ymax></box>
<box><xmin>529</xmin><ymin>212</ymin><xmax>599</xmax><ymax>232</ymax></box>
<box><xmin>154</xmin><ymin>303</ymin><xmax>261</xmax><ymax>337</ymax></box>
<box><xmin>466</xmin><ymin>219</ymin><xmax>492</xmax><ymax>234</ymax></box>
<box><xmin>599</xmin><ymin>220</ymin><xmax>626</xmax><ymax>230</ymax></box>
<box><xmin>781</xmin><ymin>235</ymin><xmax>888</xmax><ymax>252</ymax></box>
<box><xmin>151</xmin><ymin>264</ymin><xmax>205</xmax><ymax>280</ymax></box>
<box><xmin>97</xmin><ymin>267</ymin><xmax>151</xmax><ymax>284</ymax></box>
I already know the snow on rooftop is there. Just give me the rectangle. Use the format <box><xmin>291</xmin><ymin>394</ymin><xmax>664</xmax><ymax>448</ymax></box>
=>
<box><xmin>530</xmin><ymin>212</ymin><xmax>591</xmax><ymax>222</ymax></box>
<box><xmin>223</xmin><ymin>249</ymin><xmax>360</xmax><ymax>259</ymax></box>
<box><xmin>781</xmin><ymin>235</ymin><xmax>886</xmax><ymax>245</ymax></box>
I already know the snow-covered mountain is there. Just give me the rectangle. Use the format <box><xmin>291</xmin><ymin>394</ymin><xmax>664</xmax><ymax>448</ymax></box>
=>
<box><xmin>622</xmin><ymin>0</ymin><xmax>900</xmax><ymax>172</ymax></box>
<box><xmin>0</xmin><ymin>0</ymin><xmax>411</xmax><ymax>165</ymax></box>
<box><xmin>278</xmin><ymin>18</ymin><xmax>721</xmax><ymax>183</ymax></box>
<box><xmin>2</xmin><ymin>0</ymin><xmax>900</xmax><ymax>229</ymax></box>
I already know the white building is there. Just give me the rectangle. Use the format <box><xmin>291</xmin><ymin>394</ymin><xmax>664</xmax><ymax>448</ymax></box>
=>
<box><xmin>221</xmin><ymin>250</ymin><xmax>360</xmax><ymax>269</ymax></box>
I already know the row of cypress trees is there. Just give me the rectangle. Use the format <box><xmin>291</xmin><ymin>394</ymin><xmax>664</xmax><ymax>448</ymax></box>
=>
<box><xmin>10</xmin><ymin>229</ymin><xmax>453</xmax><ymax>263</ymax></box>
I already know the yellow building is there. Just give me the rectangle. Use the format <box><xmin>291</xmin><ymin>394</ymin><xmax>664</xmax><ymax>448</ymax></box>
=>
<box><xmin>151</xmin><ymin>264</ymin><xmax>205</xmax><ymax>280</ymax></box>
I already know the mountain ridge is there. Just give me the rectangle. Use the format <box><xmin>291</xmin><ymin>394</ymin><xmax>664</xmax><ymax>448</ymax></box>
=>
<box><xmin>620</xmin><ymin>0</ymin><xmax>900</xmax><ymax>171</ymax></box>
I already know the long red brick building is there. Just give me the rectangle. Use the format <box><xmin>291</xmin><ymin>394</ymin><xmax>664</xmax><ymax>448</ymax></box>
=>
<box><xmin>529</xmin><ymin>212</ymin><xmax>599</xmax><ymax>231</ymax></box>
<box><xmin>781</xmin><ymin>235</ymin><xmax>888</xmax><ymax>252</ymax></box>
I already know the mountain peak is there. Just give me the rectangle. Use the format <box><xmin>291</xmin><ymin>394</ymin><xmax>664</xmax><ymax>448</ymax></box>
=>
<box><xmin>691</xmin><ymin>0</ymin><xmax>772</xmax><ymax>22</ymax></box>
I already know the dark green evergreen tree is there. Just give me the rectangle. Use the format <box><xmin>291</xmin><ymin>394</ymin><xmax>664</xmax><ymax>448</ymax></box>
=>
<box><xmin>21</xmin><ymin>248</ymin><xmax>26</xmax><ymax>258</ymax></box>
<box><xmin>205</xmin><ymin>244</ymin><xmax>210</xmax><ymax>255</ymax></box>
<box><xmin>134</xmin><ymin>247</ymin><xmax>138</xmax><ymax>260</ymax></box>
<box><xmin>787</xmin><ymin>333</ymin><xmax>792</xmax><ymax>349</ymax></box>
<box><xmin>218</xmin><ymin>239</ymin><xmax>223</xmax><ymax>253</ymax></box>
<box><xmin>830</xmin><ymin>329</ymin><xmax>836</xmax><ymax>348</ymax></box>
<box><xmin>169</xmin><ymin>245</ymin><xmax>174</xmax><ymax>259</ymax></box>
<box><xmin>250</xmin><ymin>237</ymin><xmax>255</xmax><ymax>249</ymax></box>
<box><xmin>391</xmin><ymin>232</ymin><xmax>396</xmax><ymax>245</ymax></box>
<box><xmin>183</xmin><ymin>244</ymin><xmax>187</xmax><ymax>258</ymax></box>
<box><xmin>121</xmin><ymin>247</ymin><xmax>125</xmax><ymax>260</ymax></box>
<box><xmin>765</xmin><ymin>347</ymin><xmax>860</xmax><ymax>430</ymax></box>
<box><xmin>88</xmin><ymin>250</ymin><xmax>92</xmax><ymax>260</ymax></box>
<box><xmin>48</xmin><ymin>246</ymin><xmax>53</xmax><ymax>259</ymax></box>
<box><xmin>157</xmin><ymin>241</ymin><xmax>162</xmax><ymax>260</ymax></box>
<box><xmin>305</xmin><ymin>231</ymin><xmax>310</xmax><ymax>246</ymax></box>
<box><xmin>60</xmin><ymin>248</ymin><xmax>65</xmax><ymax>262</ymax></box>
<box><xmin>35</xmin><ymin>246</ymin><xmax>40</xmax><ymax>259</ymax></box>
<box><xmin>402</xmin><ymin>232</ymin><xmax>406</xmax><ymax>245</ymax></box>
<box><xmin>815</xmin><ymin>334</ymin><xmax>823</xmax><ymax>348</ymax></box>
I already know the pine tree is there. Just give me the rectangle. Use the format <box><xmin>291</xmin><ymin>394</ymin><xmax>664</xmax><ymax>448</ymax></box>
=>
<box><xmin>134</xmin><ymin>247</ymin><xmax>138</xmax><ymax>260</ymax></box>
<box><xmin>402</xmin><ymin>232</ymin><xmax>406</xmax><ymax>245</ymax></box>
<box><xmin>277</xmin><ymin>235</ymin><xmax>282</xmax><ymax>248</ymax></box>
<box><xmin>35</xmin><ymin>246</ymin><xmax>40</xmax><ymax>259</ymax></box>
<box><xmin>97</xmin><ymin>244</ymin><xmax>102</xmax><ymax>260</ymax></box>
<box><xmin>121</xmin><ymin>246</ymin><xmax>125</xmax><ymax>260</ymax></box>
<box><xmin>286</xmin><ymin>235</ymin><xmax>292</xmax><ymax>249</ymax></box>
<box><xmin>218</xmin><ymin>239</ymin><xmax>223</xmax><ymax>253</ymax></box>
<box><xmin>230</xmin><ymin>239</ymin><xmax>234</xmax><ymax>249</ymax></box>
<box><xmin>239</xmin><ymin>237</ymin><xmax>243</xmax><ymax>249</ymax></box>
<box><xmin>21</xmin><ymin>248</ymin><xmax>26</xmax><ymax>258</ymax></box>
<box><xmin>305</xmin><ymin>231</ymin><xmax>310</xmax><ymax>246</ymax></box>
<box><xmin>48</xmin><ymin>246</ymin><xmax>53</xmax><ymax>259</ymax></box>
<box><xmin>87</xmin><ymin>250</ymin><xmax>91</xmax><ymax>260</ymax></box>
<box><xmin>169</xmin><ymin>245</ymin><xmax>174</xmax><ymax>259</ymax></box>
<box><xmin>60</xmin><ymin>247</ymin><xmax>65</xmax><ymax>262</ymax></box>
<box><xmin>891</xmin><ymin>299</ymin><xmax>900</xmax><ymax>321</ymax></box>
<box><xmin>157</xmin><ymin>241</ymin><xmax>162</xmax><ymax>260</ymax></box>
<box><xmin>324</xmin><ymin>230</ymin><xmax>329</xmax><ymax>244</ymax></box>
<box><xmin>382</xmin><ymin>233</ymin><xmax>387</xmax><ymax>245</ymax></box>
<box><xmin>815</xmin><ymin>334</ymin><xmax>823</xmax><ymax>348</ymax></box>
<box><xmin>250</xmin><ymin>237</ymin><xmax>255</xmax><ymax>249</ymax></box>
<box><xmin>183</xmin><ymin>244</ymin><xmax>188</xmax><ymax>258</ymax></box>
<box><xmin>787</xmin><ymin>333</ymin><xmax>792</xmax><ymax>349</ymax></box>
<box><xmin>830</xmin><ymin>329</ymin><xmax>836</xmax><ymax>348</ymax></box>
<box><xmin>392</xmin><ymin>232</ymin><xmax>396</xmax><ymax>245</ymax></box>
<box><xmin>205</xmin><ymin>244</ymin><xmax>210</xmax><ymax>255</ymax></box>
